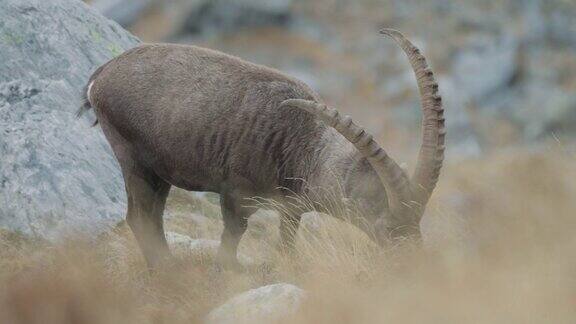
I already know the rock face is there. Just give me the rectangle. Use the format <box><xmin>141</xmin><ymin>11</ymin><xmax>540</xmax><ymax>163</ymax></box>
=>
<box><xmin>206</xmin><ymin>283</ymin><xmax>306</xmax><ymax>324</ymax></box>
<box><xmin>0</xmin><ymin>0</ymin><xmax>139</xmax><ymax>239</ymax></box>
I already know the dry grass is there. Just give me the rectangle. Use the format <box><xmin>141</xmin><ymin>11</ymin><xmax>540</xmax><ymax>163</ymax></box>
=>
<box><xmin>1</xmin><ymin>146</ymin><xmax>575</xmax><ymax>324</ymax></box>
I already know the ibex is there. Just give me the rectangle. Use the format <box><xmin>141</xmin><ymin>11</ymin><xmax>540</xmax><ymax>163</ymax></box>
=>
<box><xmin>79</xmin><ymin>29</ymin><xmax>445</xmax><ymax>269</ymax></box>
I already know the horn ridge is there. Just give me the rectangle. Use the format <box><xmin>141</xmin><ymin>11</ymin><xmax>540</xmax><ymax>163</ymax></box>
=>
<box><xmin>380</xmin><ymin>28</ymin><xmax>446</xmax><ymax>210</ymax></box>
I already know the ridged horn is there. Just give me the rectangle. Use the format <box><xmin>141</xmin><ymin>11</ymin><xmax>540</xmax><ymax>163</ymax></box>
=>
<box><xmin>281</xmin><ymin>29</ymin><xmax>445</xmax><ymax>227</ymax></box>
<box><xmin>279</xmin><ymin>99</ymin><xmax>411</xmax><ymax>215</ymax></box>
<box><xmin>380</xmin><ymin>29</ymin><xmax>445</xmax><ymax>211</ymax></box>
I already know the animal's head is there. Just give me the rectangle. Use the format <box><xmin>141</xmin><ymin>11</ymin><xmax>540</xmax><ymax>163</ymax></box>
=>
<box><xmin>281</xmin><ymin>29</ymin><xmax>445</xmax><ymax>243</ymax></box>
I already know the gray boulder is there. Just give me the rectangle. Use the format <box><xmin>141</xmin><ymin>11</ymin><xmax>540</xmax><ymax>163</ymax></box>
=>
<box><xmin>206</xmin><ymin>283</ymin><xmax>306</xmax><ymax>324</ymax></box>
<box><xmin>0</xmin><ymin>0</ymin><xmax>139</xmax><ymax>239</ymax></box>
<box><xmin>183</xmin><ymin>0</ymin><xmax>293</xmax><ymax>35</ymax></box>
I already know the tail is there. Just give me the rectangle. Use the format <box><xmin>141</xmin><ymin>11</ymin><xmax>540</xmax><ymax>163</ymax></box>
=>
<box><xmin>77</xmin><ymin>64</ymin><xmax>108</xmax><ymax>126</ymax></box>
<box><xmin>76</xmin><ymin>83</ymin><xmax>95</xmax><ymax>122</ymax></box>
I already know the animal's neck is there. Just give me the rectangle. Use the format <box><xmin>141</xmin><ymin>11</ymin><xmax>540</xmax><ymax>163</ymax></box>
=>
<box><xmin>306</xmin><ymin>129</ymin><xmax>364</xmax><ymax>201</ymax></box>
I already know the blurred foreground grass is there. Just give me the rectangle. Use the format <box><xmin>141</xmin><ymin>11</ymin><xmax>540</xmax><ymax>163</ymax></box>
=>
<box><xmin>1</xmin><ymin>144</ymin><xmax>575</xmax><ymax>323</ymax></box>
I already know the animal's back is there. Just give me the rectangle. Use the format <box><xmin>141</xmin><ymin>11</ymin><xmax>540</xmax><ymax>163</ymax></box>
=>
<box><xmin>89</xmin><ymin>44</ymin><xmax>324</xmax><ymax>194</ymax></box>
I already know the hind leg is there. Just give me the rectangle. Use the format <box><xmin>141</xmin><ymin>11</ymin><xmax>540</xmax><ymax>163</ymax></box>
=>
<box><xmin>98</xmin><ymin>120</ymin><xmax>172</xmax><ymax>270</ymax></box>
<box><xmin>123</xmin><ymin>166</ymin><xmax>171</xmax><ymax>270</ymax></box>
<box><xmin>216</xmin><ymin>191</ymin><xmax>257</xmax><ymax>270</ymax></box>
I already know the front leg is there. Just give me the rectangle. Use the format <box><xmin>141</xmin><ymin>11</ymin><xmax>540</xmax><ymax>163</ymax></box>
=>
<box><xmin>217</xmin><ymin>191</ymin><xmax>256</xmax><ymax>270</ymax></box>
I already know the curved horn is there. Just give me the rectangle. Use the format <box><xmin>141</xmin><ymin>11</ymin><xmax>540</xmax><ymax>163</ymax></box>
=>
<box><xmin>279</xmin><ymin>99</ymin><xmax>410</xmax><ymax>214</ymax></box>
<box><xmin>281</xmin><ymin>29</ymin><xmax>445</xmax><ymax>227</ymax></box>
<box><xmin>380</xmin><ymin>29</ymin><xmax>446</xmax><ymax>211</ymax></box>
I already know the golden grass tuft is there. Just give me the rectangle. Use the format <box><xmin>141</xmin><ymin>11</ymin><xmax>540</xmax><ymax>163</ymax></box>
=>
<box><xmin>1</xmin><ymin>146</ymin><xmax>575</xmax><ymax>323</ymax></box>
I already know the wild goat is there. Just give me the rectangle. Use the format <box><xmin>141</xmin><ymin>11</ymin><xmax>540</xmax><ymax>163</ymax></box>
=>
<box><xmin>79</xmin><ymin>29</ymin><xmax>445</xmax><ymax>269</ymax></box>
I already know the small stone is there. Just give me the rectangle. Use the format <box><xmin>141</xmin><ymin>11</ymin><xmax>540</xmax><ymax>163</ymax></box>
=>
<box><xmin>206</xmin><ymin>283</ymin><xmax>306</xmax><ymax>324</ymax></box>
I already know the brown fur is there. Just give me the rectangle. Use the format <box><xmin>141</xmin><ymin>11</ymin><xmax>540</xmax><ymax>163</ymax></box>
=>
<box><xmin>84</xmin><ymin>43</ymin><xmax>388</xmax><ymax>269</ymax></box>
